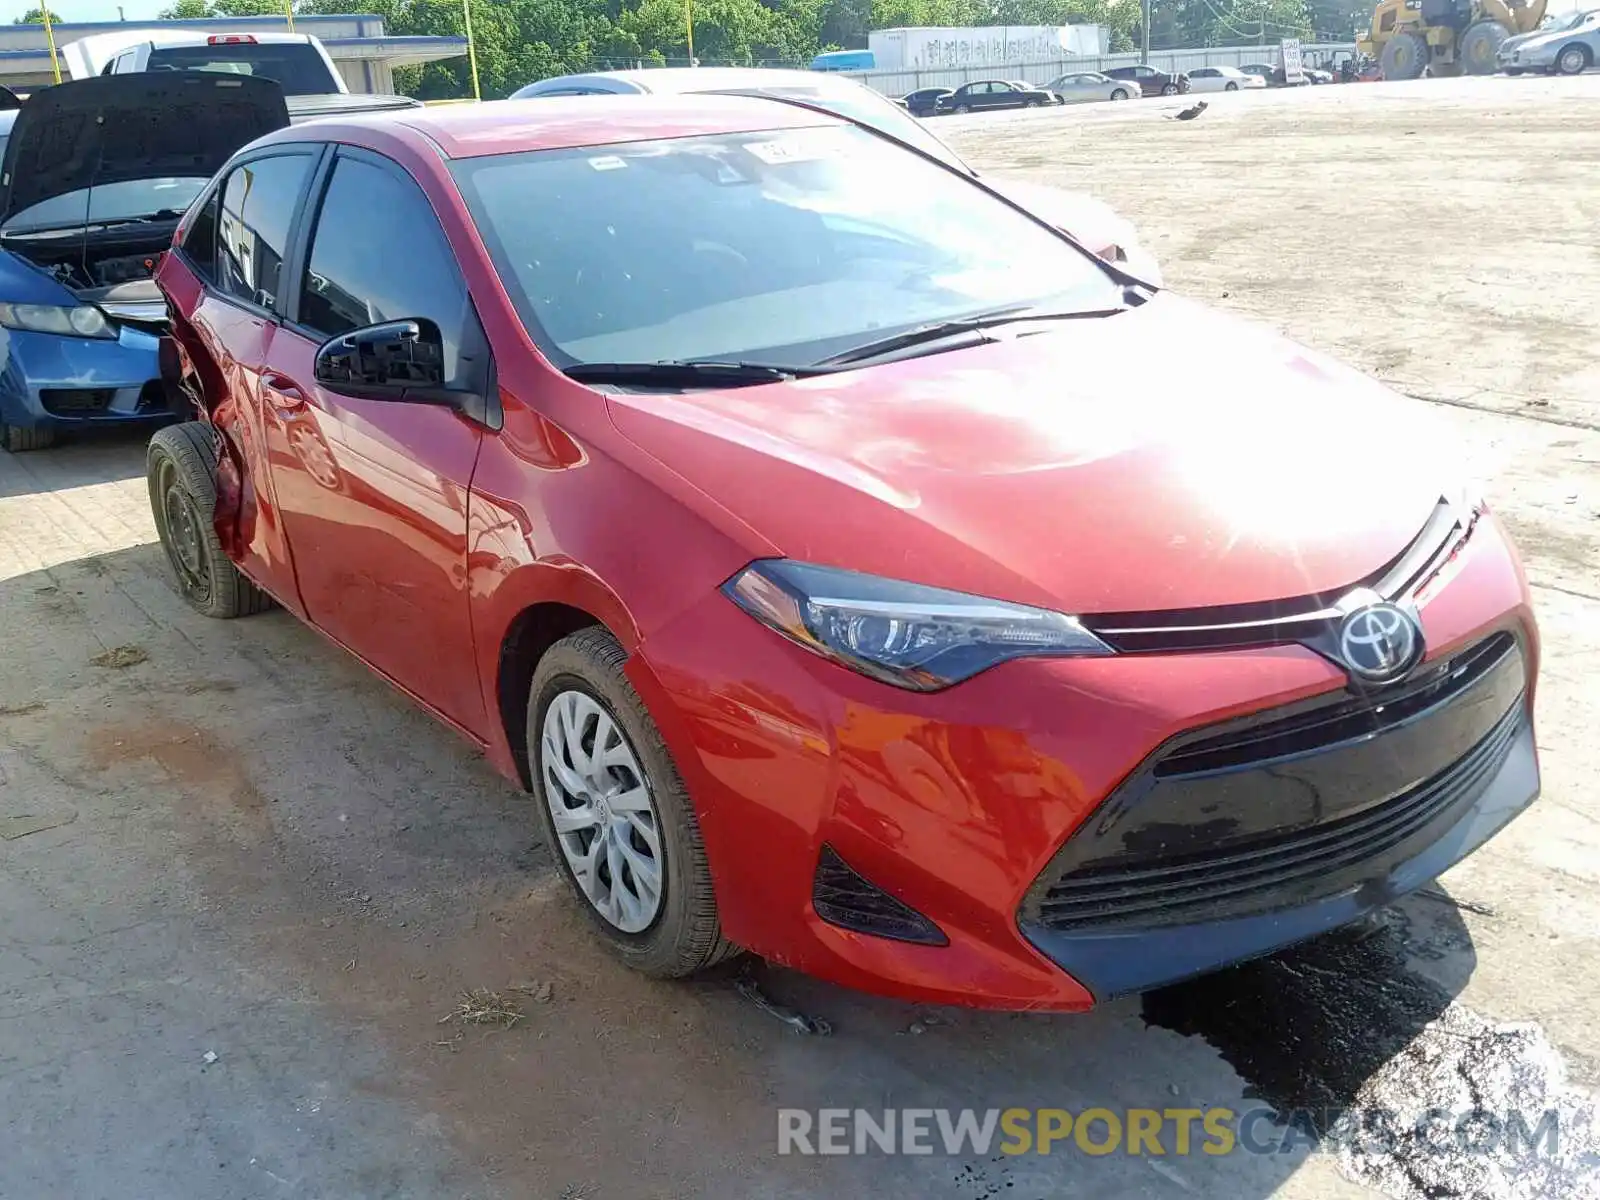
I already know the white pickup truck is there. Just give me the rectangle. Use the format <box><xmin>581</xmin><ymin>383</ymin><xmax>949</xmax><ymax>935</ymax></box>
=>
<box><xmin>60</xmin><ymin>28</ymin><xmax>423</xmax><ymax>123</ymax></box>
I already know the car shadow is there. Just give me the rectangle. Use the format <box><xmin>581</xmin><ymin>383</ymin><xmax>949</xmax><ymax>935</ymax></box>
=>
<box><xmin>0</xmin><ymin>522</ymin><xmax>1478</xmax><ymax>1200</ymax></box>
<box><xmin>0</xmin><ymin>429</ymin><xmax>150</xmax><ymax>499</ymax></box>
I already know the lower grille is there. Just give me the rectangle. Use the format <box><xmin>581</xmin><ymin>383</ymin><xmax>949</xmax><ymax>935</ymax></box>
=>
<box><xmin>1022</xmin><ymin>632</ymin><xmax>1527</xmax><ymax>933</ymax></box>
<box><xmin>812</xmin><ymin>845</ymin><xmax>947</xmax><ymax>946</ymax></box>
<box><xmin>1030</xmin><ymin>703</ymin><xmax>1523</xmax><ymax>931</ymax></box>
<box><xmin>40</xmin><ymin>388</ymin><xmax>114</xmax><ymax>415</ymax></box>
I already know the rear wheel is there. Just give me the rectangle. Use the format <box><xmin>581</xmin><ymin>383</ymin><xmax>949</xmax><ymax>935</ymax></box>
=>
<box><xmin>1026</xmin><ymin>97</ymin><xmax>1042</xmax><ymax>107</ymax></box>
<box><xmin>529</xmin><ymin>628</ymin><xmax>738</xmax><ymax>978</ymax></box>
<box><xmin>1161</xmin><ymin>82</ymin><xmax>1179</xmax><ymax>95</ymax></box>
<box><xmin>1380</xmin><ymin>30</ymin><xmax>1429</xmax><ymax>80</ymax></box>
<box><xmin>147</xmin><ymin>423</ymin><xmax>274</xmax><ymax>619</ymax></box>
<box><xmin>1557</xmin><ymin>43</ymin><xmax>1591</xmax><ymax>75</ymax></box>
<box><xmin>0</xmin><ymin>422</ymin><xmax>56</xmax><ymax>452</ymax></box>
<box><xmin>1459</xmin><ymin>21</ymin><xmax>1510</xmax><ymax>75</ymax></box>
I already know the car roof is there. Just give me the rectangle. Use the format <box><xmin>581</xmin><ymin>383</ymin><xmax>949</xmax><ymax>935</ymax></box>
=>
<box><xmin>253</xmin><ymin>92</ymin><xmax>844</xmax><ymax>159</ymax></box>
<box><xmin>515</xmin><ymin>66</ymin><xmax>875</xmax><ymax>99</ymax></box>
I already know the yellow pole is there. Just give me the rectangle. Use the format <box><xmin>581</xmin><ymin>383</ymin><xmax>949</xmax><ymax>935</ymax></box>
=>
<box><xmin>461</xmin><ymin>0</ymin><xmax>482</xmax><ymax>100</ymax></box>
<box><xmin>284</xmin><ymin>1</ymin><xmax>295</xmax><ymax>32</ymax></box>
<box><xmin>685</xmin><ymin>0</ymin><xmax>695</xmax><ymax>66</ymax></box>
<box><xmin>41</xmin><ymin>3</ymin><xmax>62</xmax><ymax>85</ymax></box>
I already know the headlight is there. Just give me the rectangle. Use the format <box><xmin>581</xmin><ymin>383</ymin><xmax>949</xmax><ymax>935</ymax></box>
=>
<box><xmin>0</xmin><ymin>302</ymin><xmax>115</xmax><ymax>339</ymax></box>
<box><xmin>724</xmin><ymin>560</ymin><xmax>1111</xmax><ymax>691</ymax></box>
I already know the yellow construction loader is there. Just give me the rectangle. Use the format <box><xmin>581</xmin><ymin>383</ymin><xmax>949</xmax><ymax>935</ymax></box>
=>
<box><xmin>1358</xmin><ymin>0</ymin><xmax>1547</xmax><ymax>79</ymax></box>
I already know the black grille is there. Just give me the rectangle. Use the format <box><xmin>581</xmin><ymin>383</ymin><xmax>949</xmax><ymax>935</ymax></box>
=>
<box><xmin>812</xmin><ymin>845</ymin><xmax>947</xmax><ymax>946</ymax></box>
<box><xmin>1021</xmin><ymin>632</ymin><xmax>1526</xmax><ymax>933</ymax></box>
<box><xmin>1031</xmin><ymin>704</ymin><xmax>1522</xmax><ymax>931</ymax></box>
<box><xmin>40</xmin><ymin>388</ymin><xmax>113</xmax><ymax>415</ymax></box>
<box><xmin>1083</xmin><ymin>499</ymin><xmax>1468</xmax><ymax>654</ymax></box>
<box><xmin>1157</xmin><ymin>632</ymin><xmax>1514</xmax><ymax>778</ymax></box>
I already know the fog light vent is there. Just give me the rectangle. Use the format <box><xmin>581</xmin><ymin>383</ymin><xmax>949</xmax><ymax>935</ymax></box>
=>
<box><xmin>812</xmin><ymin>844</ymin><xmax>947</xmax><ymax>946</ymax></box>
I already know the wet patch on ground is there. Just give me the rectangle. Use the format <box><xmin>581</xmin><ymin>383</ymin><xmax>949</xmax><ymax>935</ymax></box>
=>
<box><xmin>1143</xmin><ymin>905</ymin><xmax>1600</xmax><ymax>1199</ymax></box>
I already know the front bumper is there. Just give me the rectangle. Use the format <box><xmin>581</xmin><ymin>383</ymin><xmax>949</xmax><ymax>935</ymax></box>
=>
<box><xmin>0</xmin><ymin>323</ymin><xmax>174</xmax><ymax>432</ymax></box>
<box><xmin>631</xmin><ymin>513</ymin><xmax>1539</xmax><ymax>1011</ymax></box>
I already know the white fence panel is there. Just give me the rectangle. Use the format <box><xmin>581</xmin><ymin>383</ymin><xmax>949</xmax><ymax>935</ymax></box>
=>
<box><xmin>845</xmin><ymin>43</ymin><xmax>1356</xmax><ymax>95</ymax></box>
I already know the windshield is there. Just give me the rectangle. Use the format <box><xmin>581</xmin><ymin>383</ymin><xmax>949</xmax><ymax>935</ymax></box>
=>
<box><xmin>452</xmin><ymin>124</ymin><xmax>1123</xmax><ymax>370</ymax></box>
<box><xmin>719</xmin><ymin>85</ymin><xmax>970</xmax><ymax>173</ymax></box>
<box><xmin>146</xmin><ymin>43</ymin><xmax>335</xmax><ymax>95</ymax></box>
<box><xmin>2</xmin><ymin>178</ymin><xmax>208</xmax><ymax>234</ymax></box>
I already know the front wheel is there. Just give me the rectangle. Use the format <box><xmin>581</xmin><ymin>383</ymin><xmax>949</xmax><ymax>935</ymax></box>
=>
<box><xmin>1110</xmin><ymin>87</ymin><xmax>1129</xmax><ymax>100</ymax></box>
<box><xmin>953</xmin><ymin>103</ymin><xmax>971</xmax><ymax>114</ymax></box>
<box><xmin>1557</xmin><ymin>44</ymin><xmax>1590</xmax><ymax>75</ymax></box>
<box><xmin>147</xmin><ymin>423</ymin><xmax>274</xmax><ymax>618</ymax></box>
<box><xmin>1224</xmin><ymin>81</ymin><xmax>1239</xmax><ymax>91</ymax></box>
<box><xmin>1460</xmin><ymin>20</ymin><xmax>1510</xmax><ymax>75</ymax></box>
<box><xmin>530</xmin><ymin>627</ymin><xmax>738</xmax><ymax>978</ymax></box>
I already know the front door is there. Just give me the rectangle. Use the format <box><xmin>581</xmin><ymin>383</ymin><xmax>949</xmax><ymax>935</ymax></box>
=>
<box><xmin>260</xmin><ymin>148</ymin><xmax>492</xmax><ymax>734</ymax></box>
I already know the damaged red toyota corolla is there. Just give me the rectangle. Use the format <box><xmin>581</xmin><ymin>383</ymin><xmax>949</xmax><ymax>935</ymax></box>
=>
<box><xmin>151</xmin><ymin>96</ymin><xmax>1540</xmax><ymax>1011</ymax></box>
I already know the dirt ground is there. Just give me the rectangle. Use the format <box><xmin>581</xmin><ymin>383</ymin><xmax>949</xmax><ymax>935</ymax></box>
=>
<box><xmin>2</xmin><ymin>76</ymin><xmax>1598</xmax><ymax>1200</ymax></box>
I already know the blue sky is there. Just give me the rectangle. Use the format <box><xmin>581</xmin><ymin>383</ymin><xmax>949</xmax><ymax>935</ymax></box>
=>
<box><xmin>2</xmin><ymin>1</ymin><xmax>172</xmax><ymax>20</ymax></box>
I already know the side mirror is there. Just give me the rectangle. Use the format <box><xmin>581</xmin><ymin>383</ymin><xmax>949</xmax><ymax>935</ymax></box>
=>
<box><xmin>314</xmin><ymin>318</ymin><xmax>453</xmax><ymax>404</ymax></box>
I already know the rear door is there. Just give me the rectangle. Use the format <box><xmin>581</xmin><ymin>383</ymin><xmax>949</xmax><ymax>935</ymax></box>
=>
<box><xmin>260</xmin><ymin>147</ymin><xmax>491</xmax><ymax>733</ymax></box>
<box><xmin>169</xmin><ymin>147</ymin><xmax>321</xmax><ymax>613</ymax></box>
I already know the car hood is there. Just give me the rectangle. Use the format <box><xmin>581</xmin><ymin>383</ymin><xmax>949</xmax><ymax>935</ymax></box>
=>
<box><xmin>0</xmin><ymin>73</ymin><xmax>289</xmax><ymax>225</ymax></box>
<box><xmin>607</xmin><ymin>294</ymin><xmax>1455</xmax><ymax>616</ymax></box>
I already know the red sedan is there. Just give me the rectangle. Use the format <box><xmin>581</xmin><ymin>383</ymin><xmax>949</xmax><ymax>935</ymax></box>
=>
<box><xmin>151</xmin><ymin>96</ymin><xmax>1540</xmax><ymax>1011</ymax></box>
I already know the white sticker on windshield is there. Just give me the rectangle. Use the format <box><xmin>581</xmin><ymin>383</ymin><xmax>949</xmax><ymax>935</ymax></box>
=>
<box><xmin>588</xmin><ymin>155</ymin><xmax>628</xmax><ymax>171</ymax></box>
<box><xmin>744</xmin><ymin>137</ymin><xmax>828</xmax><ymax>165</ymax></box>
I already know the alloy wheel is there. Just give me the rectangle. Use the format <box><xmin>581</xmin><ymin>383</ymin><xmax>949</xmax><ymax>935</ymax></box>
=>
<box><xmin>541</xmin><ymin>689</ymin><xmax>664</xmax><ymax>933</ymax></box>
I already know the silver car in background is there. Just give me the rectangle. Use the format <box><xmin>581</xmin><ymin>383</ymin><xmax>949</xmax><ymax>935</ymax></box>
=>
<box><xmin>1042</xmin><ymin>71</ymin><xmax>1135</xmax><ymax>103</ymax></box>
<box><xmin>1498</xmin><ymin>8</ymin><xmax>1599</xmax><ymax>74</ymax></box>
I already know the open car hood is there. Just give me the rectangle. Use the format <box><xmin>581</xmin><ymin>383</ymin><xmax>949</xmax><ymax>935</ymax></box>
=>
<box><xmin>0</xmin><ymin>73</ymin><xmax>289</xmax><ymax>226</ymax></box>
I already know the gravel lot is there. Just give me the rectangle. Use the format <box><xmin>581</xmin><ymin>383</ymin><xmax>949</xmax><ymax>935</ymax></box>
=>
<box><xmin>1</xmin><ymin>75</ymin><xmax>1597</xmax><ymax>1200</ymax></box>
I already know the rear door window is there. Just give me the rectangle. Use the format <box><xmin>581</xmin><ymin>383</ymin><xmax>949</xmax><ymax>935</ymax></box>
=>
<box><xmin>216</xmin><ymin>153</ymin><xmax>315</xmax><ymax>312</ymax></box>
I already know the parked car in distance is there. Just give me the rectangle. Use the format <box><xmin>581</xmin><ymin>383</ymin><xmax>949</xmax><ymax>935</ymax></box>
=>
<box><xmin>1187</xmin><ymin>65</ymin><xmax>1267</xmax><ymax>92</ymax></box>
<box><xmin>938</xmin><ymin>79</ymin><xmax>1057</xmax><ymax>113</ymax></box>
<box><xmin>0</xmin><ymin>73</ymin><xmax>287</xmax><ymax>451</ymax></box>
<box><xmin>1043</xmin><ymin>71</ymin><xmax>1134</xmax><ymax>103</ymax></box>
<box><xmin>1303</xmin><ymin>65</ymin><xmax>1336</xmax><ymax>83</ymax></box>
<box><xmin>1241</xmin><ymin>61</ymin><xmax>1315</xmax><ymax>86</ymax></box>
<box><xmin>1498</xmin><ymin>7</ymin><xmax>1599</xmax><ymax>74</ymax></box>
<box><xmin>153</xmin><ymin>95</ymin><xmax>1541</xmax><ymax>1012</ymax></box>
<box><xmin>1105</xmin><ymin>64</ymin><xmax>1190</xmax><ymax>95</ymax></box>
<box><xmin>507</xmin><ymin>68</ymin><xmax>1161</xmax><ymax>283</ymax></box>
<box><xmin>900</xmin><ymin>86</ymin><xmax>953</xmax><ymax>116</ymax></box>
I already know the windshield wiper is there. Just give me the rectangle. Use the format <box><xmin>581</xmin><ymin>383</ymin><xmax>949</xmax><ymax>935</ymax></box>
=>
<box><xmin>818</xmin><ymin>303</ymin><xmax>1133</xmax><ymax>368</ymax></box>
<box><xmin>93</xmin><ymin>209</ymin><xmax>188</xmax><ymax>229</ymax></box>
<box><xmin>563</xmin><ymin>359</ymin><xmax>834</xmax><ymax>389</ymax></box>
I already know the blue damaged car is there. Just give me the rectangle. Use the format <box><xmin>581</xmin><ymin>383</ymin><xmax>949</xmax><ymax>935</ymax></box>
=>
<box><xmin>0</xmin><ymin>72</ymin><xmax>287</xmax><ymax>451</ymax></box>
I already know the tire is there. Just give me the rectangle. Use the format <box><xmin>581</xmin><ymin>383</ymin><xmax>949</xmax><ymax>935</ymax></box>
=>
<box><xmin>147</xmin><ymin>423</ymin><xmax>274</xmax><ymax>619</ymax></box>
<box><xmin>1110</xmin><ymin>87</ymin><xmax>1129</xmax><ymax>100</ymax></box>
<box><xmin>1459</xmin><ymin>21</ymin><xmax>1510</xmax><ymax>75</ymax></box>
<box><xmin>0</xmin><ymin>421</ymin><xmax>57</xmax><ymax>452</ymax></box>
<box><xmin>1161</xmin><ymin>82</ymin><xmax>1179</xmax><ymax>95</ymax></box>
<box><xmin>1025</xmin><ymin>97</ymin><xmax>1041</xmax><ymax>107</ymax></box>
<box><xmin>1380</xmin><ymin>30</ymin><xmax>1429</xmax><ymax>80</ymax></box>
<box><xmin>1505</xmin><ymin>66</ymin><xmax>1524</xmax><ymax>76</ymax></box>
<box><xmin>529</xmin><ymin>627</ymin><xmax>738</xmax><ymax>979</ymax></box>
<box><xmin>1557</xmin><ymin>43</ymin><xmax>1591</xmax><ymax>75</ymax></box>
<box><xmin>953</xmin><ymin>103</ymin><xmax>970</xmax><ymax>114</ymax></box>
<box><xmin>1224</xmin><ymin>81</ymin><xmax>1239</xmax><ymax>91</ymax></box>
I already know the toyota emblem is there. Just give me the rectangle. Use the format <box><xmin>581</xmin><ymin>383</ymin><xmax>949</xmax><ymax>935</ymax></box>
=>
<box><xmin>1337</xmin><ymin>602</ymin><xmax>1422</xmax><ymax>684</ymax></box>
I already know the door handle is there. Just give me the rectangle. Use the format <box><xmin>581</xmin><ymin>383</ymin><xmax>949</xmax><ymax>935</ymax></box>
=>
<box><xmin>261</xmin><ymin>372</ymin><xmax>307</xmax><ymax>412</ymax></box>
